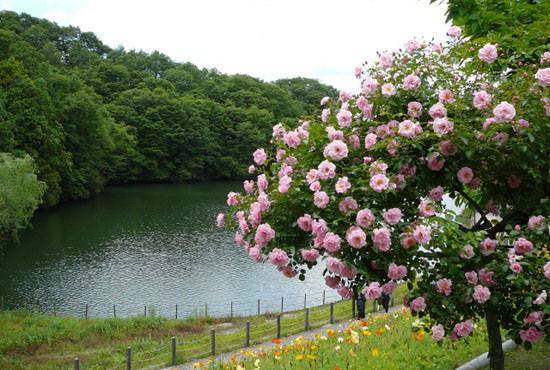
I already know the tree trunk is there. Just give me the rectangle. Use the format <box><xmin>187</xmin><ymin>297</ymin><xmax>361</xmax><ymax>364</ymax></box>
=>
<box><xmin>486</xmin><ymin>311</ymin><xmax>505</xmax><ymax>370</ymax></box>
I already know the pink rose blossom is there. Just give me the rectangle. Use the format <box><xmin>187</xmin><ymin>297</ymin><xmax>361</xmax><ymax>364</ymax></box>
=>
<box><xmin>388</xmin><ymin>263</ymin><xmax>407</xmax><ymax>280</ymax></box>
<box><xmin>398</xmin><ymin>120</ymin><xmax>418</xmax><ymax>138</ymax></box>
<box><xmin>454</xmin><ymin>320</ymin><xmax>473</xmax><ymax>338</ymax></box>
<box><xmin>216</xmin><ymin>213</ymin><xmax>224</xmax><ymax>228</ymax></box>
<box><xmin>404</xmin><ymin>74</ymin><xmax>421</xmax><ymax>90</ymax></box>
<box><xmin>520</xmin><ymin>327</ymin><xmax>543</xmax><ymax>343</ymax></box>
<box><xmin>309</xmin><ymin>181</ymin><xmax>321</xmax><ymax>192</ymax></box>
<box><xmin>320</xmin><ymin>96</ymin><xmax>330</xmax><ymax>105</ymax></box>
<box><xmin>381</xmin><ymin>83</ymin><xmax>396</xmax><ymax>97</ymax></box>
<box><xmin>306</xmin><ymin>169</ymin><xmax>319</xmax><ymax>184</ymax></box>
<box><xmin>257</xmin><ymin>174</ymin><xmax>268</xmax><ymax>191</ymax></box>
<box><xmin>336</xmin><ymin>110</ymin><xmax>352</xmax><ymax>127</ymax></box>
<box><xmin>413</xmin><ymin>225</ymin><xmax>431</xmax><ymax>244</ymax></box>
<box><xmin>535</xmin><ymin>68</ymin><xmax>550</xmax><ymax>87</ymax></box>
<box><xmin>405</xmin><ymin>39</ymin><xmax>420</xmax><ymax>53</ymax></box>
<box><xmin>326</xmin><ymin>257</ymin><xmax>345</xmax><ymax>274</ymax></box>
<box><xmin>279</xmin><ymin>265</ymin><xmax>297</xmax><ymax>278</ymax></box>
<box><xmin>248</xmin><ymin>246</ymin><xmax>263</xmax><ymax>263</ymax></box>
<box><xmin>493</xmin><ymin>101</ymin><xmax>516</xmax><ymax>123</ymax></box>
<box><xmin>437</xmin><ymin>279</ymin><xmax>452</xmax><ymax>296</ymax></box>
<box><xmin>433</xmin><ymin>117</ymin><xmax>454</xmax><ymax>135</ymax></box>
<box><xmin>473</xmin><ymin>285</ymin><xmax>491</xmax><ymax>303</ymax></box>
<box><xmin>257</xmin><ymin>193</ymin><xmax>270</xmax><ymax>211</ymax></box>
<box><xmin>227</xmin><ymin>191</ymin><xmax>241</xmax><ymax>206</ymax></box>
<box><xmin>323</xmin><ymin>232</ymin><xmax>341</xmax><ymax>254</ymax></box>
<box><xmin>349</xmin><ymin>134</ymin><xmax>360</xmax><ymax>149</ymax></box>
<box><xmin>410</xmin><ymin>297</ymin><xmax>426</xmax><ymax>312</ymax></box>
<box><xmin>408</xmin><ymin>101</ymin><xmax>423</xmax><ymax>118</ymax></box>
<box><xmin>318</xmin><ymin>160</ymin><xmax>336</xmax><ymax>180</ymax></box>
<box><xmin>535</xmin><ymin>290</ymin><xmax>547</xmax><ymax>305</ymax></box>
<box><xmin>427</xmin><ymin>153</ymin><xmax>445</xmax><ymax>171</ymax></box>
<box><xmin>314</xmin><ymin>191</ymin><xmax>329</xmax><ymax>209</ymax></box>
<box><xmin>479</xmin><ymin>268</ymin><xmax>497</xmax><ymax>285</ymax></box>
<box><xmin>239</xmin><ymin>219</ymin><xmax>250</xmax><ymax>235</ymax></box>
<box><xmin>357</xmin><ymin>209</ymin><xmax>375</xmax><ymax>228</ymax></box>
<box><xmin>364</xmin><ymin>133</ymin><xmax>378</xmax><ymax>149</ymax></box>
<box><xmin>439</xmin><ymin>89</ymin><xmax>455</xmax><ymax>104</ymax></box>
<box><xmin>470</xmin><ymin>178</ymin><xmax>481</xmax><ymax>189</ymax></box>
<box><xmin>312</xmin><ymin>219</ymin><xmax>328</xmax><ymax>237</ymax></box>
<box><xmin>325</xmin><ymin>275</ymin><xmax>340</xmax><ymax>289</ymax></box>
<box><xmin>362</xmin><ymin>282</ymin><xmax>382</xmax><ymax>301</ymax></box>
<box><xmin>434</xmin><ymin>44</ymin><xmax>443</xmax><ymax>52</ymax></box>
<box><xmin>465</xmin><ymin>271</ymin><xmax>478</xmax><ymax>285</ymax></box>
<box><xmin>383</xmin><ymin>208</ymin><xmax>402</xmax><ymax>225</ymax></box>
<box><xmin>244</xmin><ymin>180</ymin><xmax>254</xmax><ymax>194</ymax></box>
<box><xmin>301</xmin><ymin>248</ymin><xmax>319</xmax><ymax>262</ymax></box>
<box><xmin>473</xmin><ymin>91</ymin><xmax>492</xmax><ymax>109</ymax></box>
<box><xmin>382</xmin><ymin>281</ymin><xmax>397</xmax><ymax>294</ymax></box>
<box><xmin>457</xmin><ymin>167</ymin><xmax>474</xmax><ymax>184</ymax></box>
<box><xmin>321</xmin><ymin>108</ymin><xmax>330</xmax><ymax>123</ymax></box>
<box><xmin>278</xmin><ymin>175</ymin><xmax>291</xmax><ymax>193</ymax></box>
<box><xmin>284</xmin><ymin>131</ymin><xmax>300</xmax><ymax>148</ymax></box>
<box><xmin>478</xmin><ymin>43</ymin><xmax>498</xmax><ymax>63</ymax></box>
<box><xmin>340</xmin><ymin>264</ymin><xmax>357</xmax><ymax>280</ymax></box>
<box><xmin>428</xmin><ymin>102</ymin><xmax>447</xmax><ymax>119</ymax></box>
<box><xmin>528</xmin><ymin>215</ymin><xmax>545</xmax><ymax>231</ymax></box>
<box><xmin>276</xmin><ymin>149</ymin><xmax>286</xmax><ymax>162</ymax></box>
<box><xmin>510</xmin><ymin>262</ymin><xmax>522</xmax><ymax>274</ymax></box>
<box><xmin>324</xmin><ymin>140</ymin><xmax>349</xmax><ymax>160</ymax></box>
<box><xmin>362</xmin><ymin>78</ymin><xmax>380</xmax><ymax>95</ymax></box>
<box><xmin>447</xmin><ymin>26</ymin><xmax>462</xmax><ymax>38</ymax></box>
<box><xmin>253</xmin><ymin>148</ymin><xmax>267</xmax><ymax>165</ymax></box>
<box><xmin>339</xmin><ymin>91</ymin><xmax>352</xmax><ymax>103</ymax></box>
<box><xmin>335</xmin><ymin>176</ymin><xmax>351</xmax><ymax>193</ymax></box>
<box><xmin>523</xmin><ymin>311</ymin><xmax>544</xmax><ymax>324</ymax></box>
<box><xmin>337</xmin><ymin>286</ymin><xmax>353</xmax><ymax>299</ymax></box>
<box><xmin>370</xmin><ymin>174</ymin><xmax>390</xmax><ymax>192</ymax></box>
<box><xmin>460</xmin><ymin>245</ymin><xmax>475</xmax><ymax>259</ymax></box>
<box><xmin>268</xmin><ymin>248</ymin><xmax>288</xmax><ymax>267</ymax></box>
<box><xmin>297</xmin><ymin>214</ymin><xmax>313</xmax><ymax>232</ymax></box>
<box><xmin>272</xmin><ymin>124</ymin><xmax>286</xmax><ymax>140</ymax></box>
<box><xmin>432</xmin><ymin>324</ymin><xmax>445</xmax><ymax>341</ymax></box>
<box><xmin>248</xmin><ymin>165</ymin><xmax>255</xmax><ymax>173</ymax></box>
<box><xmin>401</xmin><ymin>236</ymin><xmax>416</xmax><ymax>249</ymax></box>
<box><xmin>419</xmin><ymin>200</ymin><xmax>436</xmax><ymax>217</ymax></box>
<box><xmin>255</xmin><ymin>223</ymin><xmax>275</xmax><ymax>248</ymax></box>
<box><xmin>339</xmin><ymin>196</ymin><xmax>358</xmax><ymax>214</ymax></box>
<box><xmin>372</xmin><ymin>227</ymin><xmax>392</xmax><ymax>252</ymax></box>
<box><xmin>346</xmin><ymin>227</ymin><xmax>367</xmax><ymax>249</ymax></box>
<box><xmin>439</xmin><ymin>140</ymin><xmax>457</xmax><ymax>156</ymax></box>
<box><xmin>428</xmin><ymin>186</ymin><xmax>444</xmax><ymax>202</ymax></box>
<box><xmin>514</xmin><ymin>238</ymin><xmax>534</xmax><ymax>254</ymax></box>
<box><xmin>380</xmin><ymin>53</ymin><xmax>394</xmax><ymax>69</ymax></box>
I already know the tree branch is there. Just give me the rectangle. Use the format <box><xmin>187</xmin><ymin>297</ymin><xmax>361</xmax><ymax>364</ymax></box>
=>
<box><xmin>453</xmin><ymin>187</ymin><xmax>492</xmax><ymax>231</ymax></box>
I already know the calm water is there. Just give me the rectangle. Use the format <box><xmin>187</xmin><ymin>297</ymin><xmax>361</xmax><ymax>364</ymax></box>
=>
<box><xmin>0</xmin><ymin>182</ymin><xmax>339</xmax><ymax>318</ymax></box>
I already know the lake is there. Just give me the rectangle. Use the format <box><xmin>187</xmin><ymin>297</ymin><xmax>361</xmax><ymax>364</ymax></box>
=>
<box><xmin>0</xmin><ymin>182</ymin><xmax>339</xmax><ymax>318</ymax></box>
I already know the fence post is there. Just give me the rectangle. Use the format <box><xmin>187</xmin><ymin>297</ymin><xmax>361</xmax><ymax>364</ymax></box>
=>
<box><xmin>171</xmin><ymin>336</ymin><xmax>176</xmax><ymax>366</ymax></box>
<box><xmin>113</xmin><ymin>305</ymin><xmax>116</xmax><ymax>318</ymax></box>
<box><xmin>85</xmin><ymin>304</ymin><xmax>88</xmax><ymax>320</ymax></box>
<box><xmin>352</xmin><ymin>298</ymin><xmax>356</xmax><ymax>318</ymax></box>
<box><xmin>205</xmin><ymin>303</ymin><xmax>208</xmax><ymax>317</ymax></box>
<box><xmin>305</xmin><ymin>308</ymin><xmax>309</xmax><ymax>331</ymax></box>
<box><xmin>304</xmin><ymin>293</ymin><xmax>307</xmax><ymax>309</ymax></box>
<box><xmin>245</xmin><ymin>321</ymin><xmax>250</xmax><ymax>347</ymax></box>
<box><xmin>230</xmin><ymin>301</ymin><xmax>233</xmax><ymax>320</ymax></box>
<box><xmin>144</xmin><ymin>305</ymin><xmax>147</xmax><ymax>317</ymax></box>
<box><xmin>330</xmin><ymin>303</ymin><xmax>334</xmax><ymax>324</ymax></box>
<box><xmin>372</xmin><ymin>300</ymin><xmax>376</xmax><ymax>313</ymax></box>
<box><xmin>281</xmin><ymin>296</ymin><xmax>284</xmax><ymax>313</ymax></box>
<box><xmin>74</xmin><ymin>358</ymin><xmax>79</xmax><ymax>370</ymax></box>
<box><xmin>277</xmin><ymin>315</ymin><xmax>281</xmax><ymax>339</ymax></box>
<box><xmin>126</xmin><ymin>347</ymin><xmax>131</xmax><ymax>370</ymax></box>
<box><xmin>391</xmin><ymin>295</ymin><xmax>395</xmax><ymax>307</ymax></box>
<box><xmin>175</xmin><ymin>304</ymin><xmax>178</xmax><ymax>319</ymax></box>
<box><xmin>211</xmin><ymin>329</ymin><xmax>216</xmax><ymax>356</ymax></box>
<box><xmin>257</xmin><ymin>299</ymin><xmax>260</xmax><ymax>316</ymax></box>
<box><xmin>323</xmin><ymin>290</ymin><xmax>326</xmax><ymax>305</ymax></box>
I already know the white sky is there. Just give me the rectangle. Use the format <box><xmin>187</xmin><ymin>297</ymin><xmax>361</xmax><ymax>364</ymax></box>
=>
<box><xmin>1</xmin><ymin>0</ymin><xmax>451</xmax><ymax>92</ymax></box>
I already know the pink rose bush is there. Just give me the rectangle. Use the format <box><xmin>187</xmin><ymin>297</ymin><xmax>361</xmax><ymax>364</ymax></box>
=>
<box><xmin>221</xmin><ymin>28</ymin><xmax>550</xmax><ymax>355</ymax></box>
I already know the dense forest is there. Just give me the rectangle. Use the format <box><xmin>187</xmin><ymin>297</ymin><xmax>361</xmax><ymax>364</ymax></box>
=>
<box><xmin>0</xmin><ymin>11</ymin><xmax>338</xmax><ymax>209</ymax></box>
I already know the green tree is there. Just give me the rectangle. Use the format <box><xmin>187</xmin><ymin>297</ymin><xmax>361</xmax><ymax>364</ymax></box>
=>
<box><xmin>0</xmin><ymin>153</ymin><xmax>46</xmax><ymax>247</ymax></box>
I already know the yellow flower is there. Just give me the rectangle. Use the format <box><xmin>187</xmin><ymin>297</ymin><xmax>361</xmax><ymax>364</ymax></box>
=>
<box><xmin>371</xmin><ymin>349</ymin><xmax>379</xmax><ymax>357</ymax></box>
<box><xmin>363</xmin><ymin>330</ymin><xmax>372</xmax><ymax>336</ymax></box>
<box><xmin>307</xmin><ymin>354</ymin><xmax>316</xmax><ymax>360</ymax></box>
<box><xmin>236</xmin><ymin>366</ymin><xmax>245</xmax><ymax>370</ymax></box>
<box><xmin>296</xmin><ymin>355</ymin><xmax>304</xmax><ymax>361</ymax></box>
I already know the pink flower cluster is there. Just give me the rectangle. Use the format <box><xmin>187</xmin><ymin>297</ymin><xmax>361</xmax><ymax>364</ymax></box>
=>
<box><xmin>473</xmin><ymin>285</ymin><xmax>491</xmax><ymax>304</ymax></box>
<box><xmin>362</xmin><ymin>282</ymin><xmax>382</xmax><ymax>300</ymax></box>
<box><xmin>387</xmin><ymin>263</ymin><xmax>407</xmax><ymax>280</ymax></box>
<box><xmin>520</xmin><ymin>327</ymin><xmax>543</xmax><ymax>343</ymax></box>
<box><xmin>437</xmin><ymin>278</ymin><xmax>452</xmax><ymax>296</ymax></box>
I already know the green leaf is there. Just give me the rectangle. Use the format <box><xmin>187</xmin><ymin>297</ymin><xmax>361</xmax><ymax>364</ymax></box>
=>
<box><xmin>524</xmin><ymin>296</ymin><xmax>533</xmax><ymax>308</ymax></box>
<box><xmin>527</xmin><ymin>132</ymin><xmax>535</xmax><ymax>143</ymax></box>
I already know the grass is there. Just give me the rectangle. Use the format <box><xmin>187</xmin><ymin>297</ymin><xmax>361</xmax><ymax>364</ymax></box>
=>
<box><xmin>487</xmin><ymin>340</ymin><xmax>550</xmax><ymax>370</ymax></box>
<box><xmin>207</xmin><ymin>308</ymin><xmax>492</xmax><ymax>370</ymax></box>
<box><xmin>0</xmin><ymin>286</ymin><xmax>410</xmax><ymax>370</ymax></box>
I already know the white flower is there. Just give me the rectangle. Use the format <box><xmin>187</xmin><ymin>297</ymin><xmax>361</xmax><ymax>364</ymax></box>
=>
<box><xmin>337</xmin><ymin>337</ymin><xmax>344</xmax><ymax>343</ymax></box>
<box><xmin>335</xmin><ymin>345</ymin><xmax>341</xmax><ymax>351</ymax></box>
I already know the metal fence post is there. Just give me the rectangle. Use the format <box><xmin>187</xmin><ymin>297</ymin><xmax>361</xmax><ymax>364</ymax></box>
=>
<box><xmin>211</xmin><ymin>329</ymin><xmax>216</xmax><ymax>356</ymax></box>
<box><xmin>281</xmin><ymin>296</ymin><xmax>284</xmax><ymax>313</ymax></box>
<box><xmin>74</xmin><ymin>358</ymin><xmax>79</xmax><ymax>370</ymax></box>
<box><xmin>277</xmin><ymin>315</ymin><xmax>281</xmax><ymax>339</ymax></box>
<box><xmin>113</xmin><ymin>305</ymin><xmax>116</xmax><ymax>318</ymax></box>
<box><xmin>323</xmin><ymin>290</ymin><xmax>326</xmax><ymax>305</ymax></box>
<box><xmin>305</xmin><ymin>308</ymin><xmax>309</xmax><ymax>331</ymax></box>
<box><xmin>85</xmin><ymin>304</ymin><xmax>88</xmax><ymax>320</ymax></box>
<box><xmin>304</xmin><ymin>293</ymin><xmax>307</xmax><ymax>309</ymax></box>
<box><xmin>175</xmin><ymin>304</ymin><xmax>178</xmax><ymax>319</ymax></box>
<box><xmin>330</xmin><ymin>303</ymin><xmax>334</xmax><ymax>324</ymax></box>
<box><xmin>126</xmin><ymin>347</ymin><xmax>131</xmax><ymax>370</ymax></box>
<box><xmin>144</xmin><ymin>305</ymin><xmax>147</xmax><ymax>316</ymax></box>
<box><xmin>230</xmin><ymin>301</ymin><xmax>233</xmax><ymax>320</ymax></box>
<box><xmin>245</xmin><ymin>321</ymin><xmax>250</xmax><ymax>347</ymax></box>
<box><xmin>257</xmin><ymin>299</ymin><xmax>260</xmax><ymax>316</ymax></box>
<box><xmin>171</xmin><ymin>336</ymin><xmax>176</xmax><ymax>366</ymax></box>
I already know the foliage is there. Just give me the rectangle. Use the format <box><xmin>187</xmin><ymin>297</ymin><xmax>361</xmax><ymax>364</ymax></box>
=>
<box><xmin>221</xmin><ymin>26</ymin><xmax>550</xmax><ymax>367</ymax></box>
<box><xmin>0</xmin><ymin>153</ymin><xmax>45</xmax><ymax>247</ymax></box>
<box><xmin>431</xmin><ymin>0</ymin><xmax>550</xmax><ymax>63</ymax></box>
<box><xmin>0</xmin><ymin>10</ymin><xmax>339</xmax><ymax>211</ymax></box>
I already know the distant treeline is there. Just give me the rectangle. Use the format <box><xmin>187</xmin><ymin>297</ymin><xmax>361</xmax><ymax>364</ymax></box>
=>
<box><xmin>0</xmin><ymin>11</ymin><xmax>338</xmax><ymax>207</ymax></box>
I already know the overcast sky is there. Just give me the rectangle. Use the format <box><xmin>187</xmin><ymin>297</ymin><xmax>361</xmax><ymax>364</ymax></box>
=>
<box><xmin>1</xmin><ymin>0</ymin><xmax>451</xmax><ymax>92</ymax></box>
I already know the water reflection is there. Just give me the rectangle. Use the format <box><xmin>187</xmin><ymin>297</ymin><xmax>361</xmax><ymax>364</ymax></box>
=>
<box><xmin>0</xmin><ymin>183</ymin><xmax>339</xmax><ymax>318</ymax></box>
